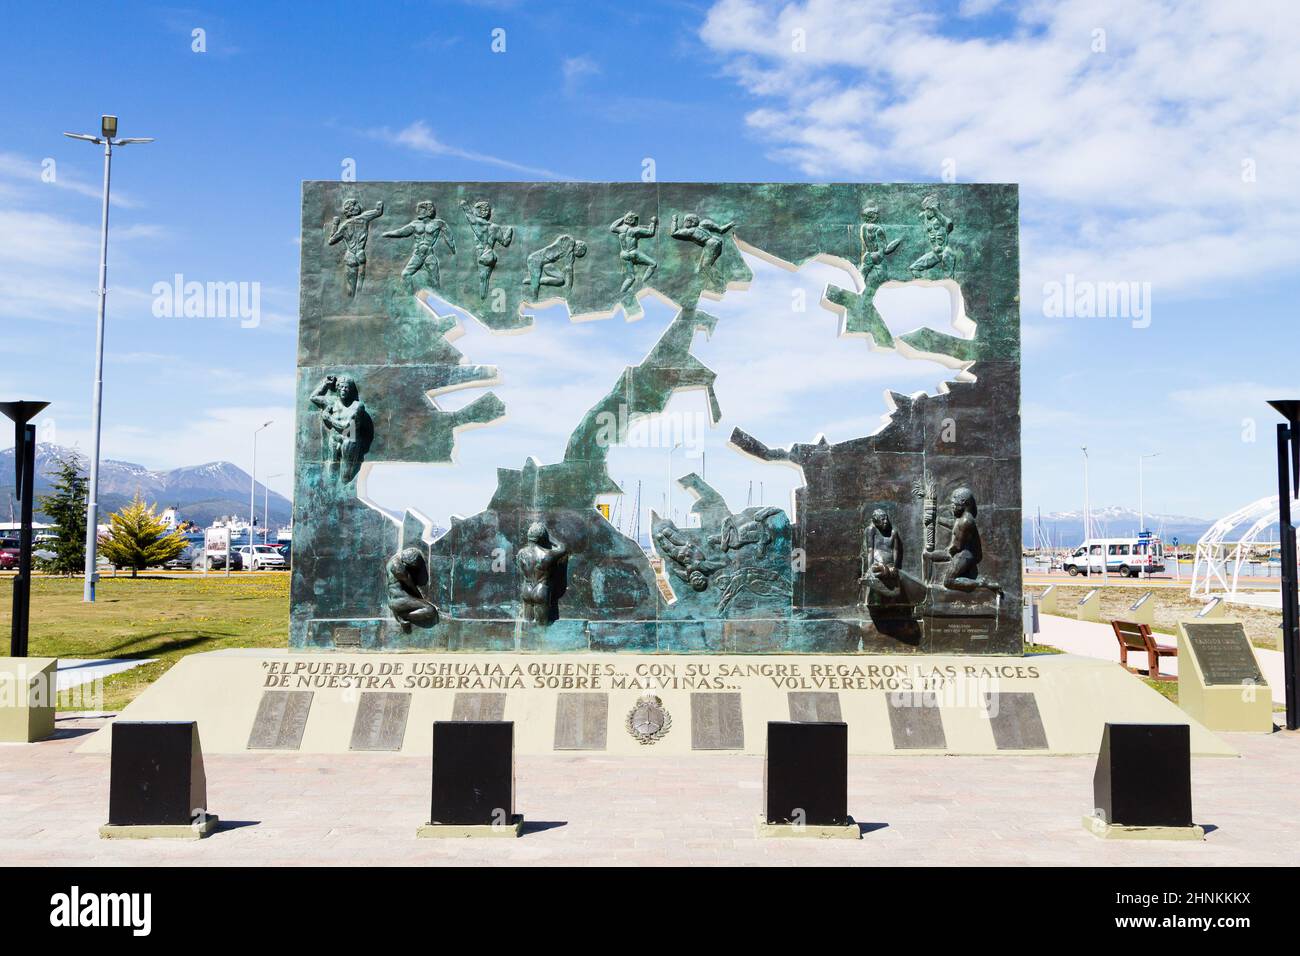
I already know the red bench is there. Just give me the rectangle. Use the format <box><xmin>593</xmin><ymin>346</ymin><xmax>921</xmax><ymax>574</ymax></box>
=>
<box><xmin>1111</xmin><ymin>620</ymin><xmax>1177</xmax><ymax>681</ymax></box>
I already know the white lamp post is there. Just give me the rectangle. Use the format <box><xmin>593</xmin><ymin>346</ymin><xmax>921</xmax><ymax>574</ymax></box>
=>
<box><xmin>64</xmin><ymin>115</ymin><xmax>154</xmax><ymax>602</ymax></box>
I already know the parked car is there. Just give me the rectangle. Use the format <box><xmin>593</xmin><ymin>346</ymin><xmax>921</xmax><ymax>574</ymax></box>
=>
<box><xmin>193</xmin><ymin>550</ymin><xmax>243</xmax><ymax>571</ymax></box>
<box><xmin>235</xmin><ymin>544</ymin><xmax>287</xmax><ymax>570</ymax></box>
<box><xmin>0</xmin><ymin>537</ymin><xmax>19</xmax><ymax>570</ymax></box>
<box><xmin>165</xmin><ymin>545</ymin><xmax>201</xmax><ymax>570</ymax></box>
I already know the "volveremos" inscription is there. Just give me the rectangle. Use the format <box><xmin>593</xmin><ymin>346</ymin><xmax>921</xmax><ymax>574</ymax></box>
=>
<box><xmin>259</xmin><ymin>659</ymin><xmax>1040</xmax><ymax>693</ymax></box>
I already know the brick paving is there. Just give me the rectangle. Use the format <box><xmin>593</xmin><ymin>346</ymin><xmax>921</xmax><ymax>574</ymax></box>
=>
<box><xmin>2</xmin><ymin>716</ymin><xmax>1297</xmax><ymax>866</ymax></box>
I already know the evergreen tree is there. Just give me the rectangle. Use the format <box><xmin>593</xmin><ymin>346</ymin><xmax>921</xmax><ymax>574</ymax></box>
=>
<box><xmin>98</xmin><ymin>494</ymin><xmax>188</xmax><ymax>577</ymax></box>
<box><xmin>36</xmin><ymin>454</ymin><xmax>88</xmax><ymax>576</ymax></box>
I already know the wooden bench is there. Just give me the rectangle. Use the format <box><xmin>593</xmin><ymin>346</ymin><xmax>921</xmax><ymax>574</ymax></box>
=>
<box><xmin>1111</xmin><ymin>620</ymin><xmax>1177</xmax><ymax>681</ymax></box>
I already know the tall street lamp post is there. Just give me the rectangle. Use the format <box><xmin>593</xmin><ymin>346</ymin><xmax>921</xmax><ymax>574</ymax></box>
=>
<box><xmin>64</xmin><ymin>115</ymin><xmax>154</xmax><ymax>602</ymax></box>
<box><xmin>1139</xmin><ymin>452</ymin><xmax>1159</xmax><ymax>578</ymax></box>
<box><xmin>0</xmin><ymin>401</ymin><xmax>51</xmax><ymax>657</ymax></box>
<box><xmin>1268</xmin><ymin>400</ymin><xmax>1300</xmax><ymax>730</ymax></box>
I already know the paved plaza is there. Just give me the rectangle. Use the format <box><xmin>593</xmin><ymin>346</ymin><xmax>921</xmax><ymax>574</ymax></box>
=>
<box><xmin>3</xmin><ymin>715</ymin><xmax>1296</xmax><ymax>866</ymax></box>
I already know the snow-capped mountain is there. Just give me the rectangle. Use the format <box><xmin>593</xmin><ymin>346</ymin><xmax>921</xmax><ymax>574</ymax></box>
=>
<box><xmin>0</xmin><ymin>443</ymin><xmax>291</xmax><ymax>527</ymax></box>
<box><xmin>1022</xmin><ymin>506</ymin><xmax>1212</xmax><ymax>548</ymax></box>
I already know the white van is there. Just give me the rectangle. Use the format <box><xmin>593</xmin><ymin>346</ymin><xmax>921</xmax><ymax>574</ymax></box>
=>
<box><xmin>1062</xmin><ymin>536</ymin><xmax>1165</xmax><ymax>577</ymax></box>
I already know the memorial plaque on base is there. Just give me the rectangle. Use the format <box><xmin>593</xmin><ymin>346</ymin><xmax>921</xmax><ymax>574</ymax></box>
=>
<box><xmin>788</xmin><ymin>691</ymin><xmax>841</xmax><ymax>723</ymax></box>
<box><xmin>691</xmin><ymin>693</ymin><xmax>744</xmax><ymax>750</ymax></box>
<box><xmin>247</xmin><ymin>690</ymin><xmax>313</xmax><ymax>750</ymax></box>
<box><xmin>1182</xmin><ymin>622</ymin><xmax>1265</xmax><ymax>686</ymax></box>
<box><xmin>887</xmin><ymin>695</ymin><xmax>946</xmax><ymax>749</ymax></box>
<box><xmin>553</xmin><ymin>693</ymin><xmax>608</xmax><ymax>750</ymax></box>
<box><xmin>984</xmin><ymin>692</ymin><xmax>1049</xmax><ymax>750</ymax></box>
<box><xmin>1176</xmin><ymin>621</ymin><xmax>1272</xmax><ymax>732</ymax></box>
<box><xmin>349</xmin><ymin>692</ymin><xmax>411</xmax><ymax>751</ymax></box>
<box><xmin>451</xmin><ymin>692</ymin><xmax>507</xmax><ymax>721</ymax></box>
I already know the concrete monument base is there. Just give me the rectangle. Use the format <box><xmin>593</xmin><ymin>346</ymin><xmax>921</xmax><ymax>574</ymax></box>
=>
<box><xmin>1081</xmin><ymin>813</ymin><xmax>1205</xmax><ymax>842</ymax></box>
<box><xmin>77</xmin><ymin>648</ymin><xmax>1235</xmax><ymax>758</ymax></box>
<box><xmin>0</xmin><ymin>657</ymin><xmax>56</xmax><ymax>743</ymax></box>
<box><xmin>755</xmin><ymin>813</ymin><xmax>861</xmax><ymax>839</ymax></box>
<box><xmin>416</xmin><ymin>815</ymin><xmax>524</xmax><ymax>839</ymax></box>
<box><xmin>99</xmin><ymin>815</ymin><xmax>219</xmax><ymax>840</ymax></box>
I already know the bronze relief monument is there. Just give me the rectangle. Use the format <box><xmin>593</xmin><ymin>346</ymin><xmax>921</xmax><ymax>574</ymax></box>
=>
<box><xmin>291</xmin><ymin>182</ymin><xmax>1021</xmax><ymax>655</ymax></box>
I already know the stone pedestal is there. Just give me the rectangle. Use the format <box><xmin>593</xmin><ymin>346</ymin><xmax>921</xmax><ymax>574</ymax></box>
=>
<box><xmin>0</xmin><ymin>657</ymin><xmax>56</xmax><ymax>743</ymax></box>
<box><xmin>1089</xmin><ymin>723</ymin><xmax>1197</xmax><ymax>839</ymax></box>
<box><xmin>1176</xmin><ymin>622</ymin><xmax>1273</xmax><ymax>733</ymax></box>
<box><xmin>1075</xmin><ymin>589</ymin><xmax>1100</xmax><ymax>623</ymax></box>
<box><xmin>104</xmin><ymin>721</ymin><xmax>212</xmax><ymax>838</ymax></box>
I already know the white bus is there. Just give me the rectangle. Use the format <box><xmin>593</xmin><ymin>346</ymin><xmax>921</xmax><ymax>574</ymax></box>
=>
<box><xmin>1062</xmin><ymin>536</ymin><xmax>1165</xmax><ymax>577</ymax></box>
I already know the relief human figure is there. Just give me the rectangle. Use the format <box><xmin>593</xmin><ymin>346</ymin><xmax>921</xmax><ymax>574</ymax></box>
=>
<box><xmin>610</xmin><ymin>211</ymin><xmax>658</xmax><ymax>295</ymax></box>
<box><xmin>858</xmin><ymin>204</ymin><xmax>902</xmax><ymax>285</ymax></box>
<box><xmin>861</xmin><ymin>507</ymin><xmax>903</xmax><ymax>603</ymax></box>
<box><xmin>386</xmin><ymin>547</ymin><xmax>439</xmax><ymax>632</ymax></box>
<box><xmin>670</xmin><ymin>212</ymin><xmax>735</xmax><ymax>285</ymax></box>
<box><xmin>460</xmin><ymin>198</ymin><xmax>514</xmax><ymax>299</ymax></box>
<box><xmin>908</xmin><ymin>194</ymin><xmax>958</xmax><ymax>279</ymax></box>
<box><xmin>924</xmin><ymin>488</ymin><xmax>1003</xmax><ymax>597</ymax></box>
<box><xmin>523</xmin><ymin>233</ymin><xmax>587</xmax><ymax>300</ymax></box>
<box><xmin>653</xmin><ymin>518</ymin><xmax>726</xmax><ymax>592</ymax></box>
<box><xmin>310</xmin><ymin>374</ymin><xmax>371</xmax><ymax>483</ymax></box>
<box><xmin>327</xmin><ymin>197</ymin><xmax>384</xmax><ymax>296</ymax></box>
<box><xmin>516</xmin><ymin>521</ymin><xmax>567</xmax><ymax>625</ymax></box>
<box><xmin>383</xmin><ymin>201</ymin><xmax>455</xmax><ymax>291</ymax></box>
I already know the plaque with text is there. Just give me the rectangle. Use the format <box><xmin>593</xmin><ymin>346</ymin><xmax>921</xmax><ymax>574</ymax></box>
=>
<box><xmin>984</xmin><ymin>692</ymin><xmax>1048</xmax><ymax>750</ymax></box>
<box><xmin>788</xmin><ymin>691</ymin><xmax>842</xmax><ymax>723</ymax></box>
<box><xmin>247</xmin><ymin>690</ymin><xmax>313</xmax><ymax>750</ymax></box>
<box><xmin>332</xmin><ymin>626</ymin><xmax>362</xmax><ymax>648</ymax></box>
<box><xmin>451</xmin><ymin>692</ymin><xmax>507</xmax><ymax>721</ymax></box>
<box><xmin>887</xmin><ymin>695</ymin><xmax>946</xmax><ymax>749</ymax></box>
<box><xmin>349</xmin><ymin>692</ymin><xmax>411</xmax><ymax>751</ymax></box>
<box><xmin>1183</xmin><ymin>622</ymin><xmax>1265</xmax><ymax>686</ymax></box>
<box><xmin>553</xmin><ymin>693</ymin><xmax>608</xmax><ymax>750</ymax></box>
<box><xmin>691</xmin><ymin>693</ymin><xmax>744</xmax><ymax>750</ymax></box>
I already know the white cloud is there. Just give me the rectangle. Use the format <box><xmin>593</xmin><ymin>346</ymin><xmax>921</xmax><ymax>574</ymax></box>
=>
<box><xmin>699</xmin><ymin>0</ymin><xmax>1300</xmax><ymax>307</ymax></box>
<box><xmin>562</xmin><ymin>55</ymin><xmax>601</xmax><ymax>94</ymax></box>
<box><xmin>368</xmin><ymin>121</ymin><xmax>578</xmax><ymax>181</ymax></box>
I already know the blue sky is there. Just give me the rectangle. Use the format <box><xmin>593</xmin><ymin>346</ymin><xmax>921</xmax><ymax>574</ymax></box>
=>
<box><xmin>2</xmin><ymin>0</ymin><xmax>1296</xmax><ymax>529</ymax></box>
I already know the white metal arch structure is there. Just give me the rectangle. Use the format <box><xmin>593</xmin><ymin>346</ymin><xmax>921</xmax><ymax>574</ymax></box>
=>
<box><xmin>1191</xmin><ymin>494</ymin><xmax>1298</xmax><ymax>597</ymax></box>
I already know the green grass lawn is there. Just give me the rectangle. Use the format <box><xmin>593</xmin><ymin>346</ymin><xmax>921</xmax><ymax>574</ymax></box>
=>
<box><xmin>0</xmin><ymin>574</ymin><xmax>289</xmax><ymax>711</ymax></box>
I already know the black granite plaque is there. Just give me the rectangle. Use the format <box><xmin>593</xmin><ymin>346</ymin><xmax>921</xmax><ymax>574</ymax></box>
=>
<box><xmin>349</xmin><ymin>692</ymin><xmax>411</xmax><ymax>751</ymax></box>
<box><xmin>887</xmin><ymin>694</ymin><xmax>946</xmax><ymax>749</ymax></box>
<box><xmin>1183</xmin><ymin>622</ymin><xmax>1265</xmax><ymax>686</ymax></box>
<box><xmin>691</xmin><ymin>692</ymin><xmax>744</xmax><ymax>750</ymax></box>
<box><xmin>1093</xmin><ymin>723</ymin><xmax>1192</xmax><ymax>827</ymax></box>
<box><xmin>108</xmin><ymin>722</ymin><xmax>207</xmax><ymax>826</ymax></box>
<box><xmin>553</xmin><ymin>693</ymin><xmax>608</xmax><ymax>750</ymax></box>
<box><xmin>332</xmin><ymin>625</ymin><xmax>361</xmax><ymax>648</ymax></box>
<box><xmin>247</xmin><ymin>690</ymin><xmax>314</xmax><ymax>750</ymax></box>
<box><xmin>764</xmin><ymin>722</ymin><xmax>848</xmax><ymax>825</ymax></box>
<box><xmin>788</xmin><ymin>691</ymin><xmax>842</xmax><ymax>723</ymax></box>
<box><xmin>984</xmin><ymin>692</ymin><xmax>1049</xmax><ymax>750</ymax></box>
<box><xmin>430</xmin><ymin>721</ymin><xmax>514</xmax><ymax>826</ymax></box>
<box><xmin>451</xmin><ymin>692</ymin><xmax>507</xmax><ymax>721</ymax></box>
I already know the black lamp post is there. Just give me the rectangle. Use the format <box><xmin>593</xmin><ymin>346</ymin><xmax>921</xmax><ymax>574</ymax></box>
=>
<box><xmin>0</xmin><ymin>401</ymin><xmax>49</xmax><ymax>658</ymax></box>
<box><xmin>1267</xmin><ymin>399</ymin><xmax>1300</xmax><ymax>731</ymax></box>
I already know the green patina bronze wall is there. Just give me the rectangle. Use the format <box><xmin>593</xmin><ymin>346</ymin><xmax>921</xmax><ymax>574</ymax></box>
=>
<box><xmin>292</xmin><ymin>182</ymin><xmax>1021</xmax><ymax>654</ymax></box>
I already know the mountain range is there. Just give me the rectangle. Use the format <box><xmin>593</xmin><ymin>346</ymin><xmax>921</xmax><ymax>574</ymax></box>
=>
<box><xmin>0</xmin><ymin>443</ymin><xmax>292</xmax><ymax>528</ymax></box>
<box><xmin>1022</xmin><ymin>506</ymin><xmax>1212</xmax><ymax>548</ymax></box>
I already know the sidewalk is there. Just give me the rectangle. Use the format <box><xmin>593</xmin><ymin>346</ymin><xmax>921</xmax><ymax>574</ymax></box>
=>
<box><xmin>1</xmin><ymin>715</ymin><xmax>1296</xmax><ymax>866</ymax></box>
